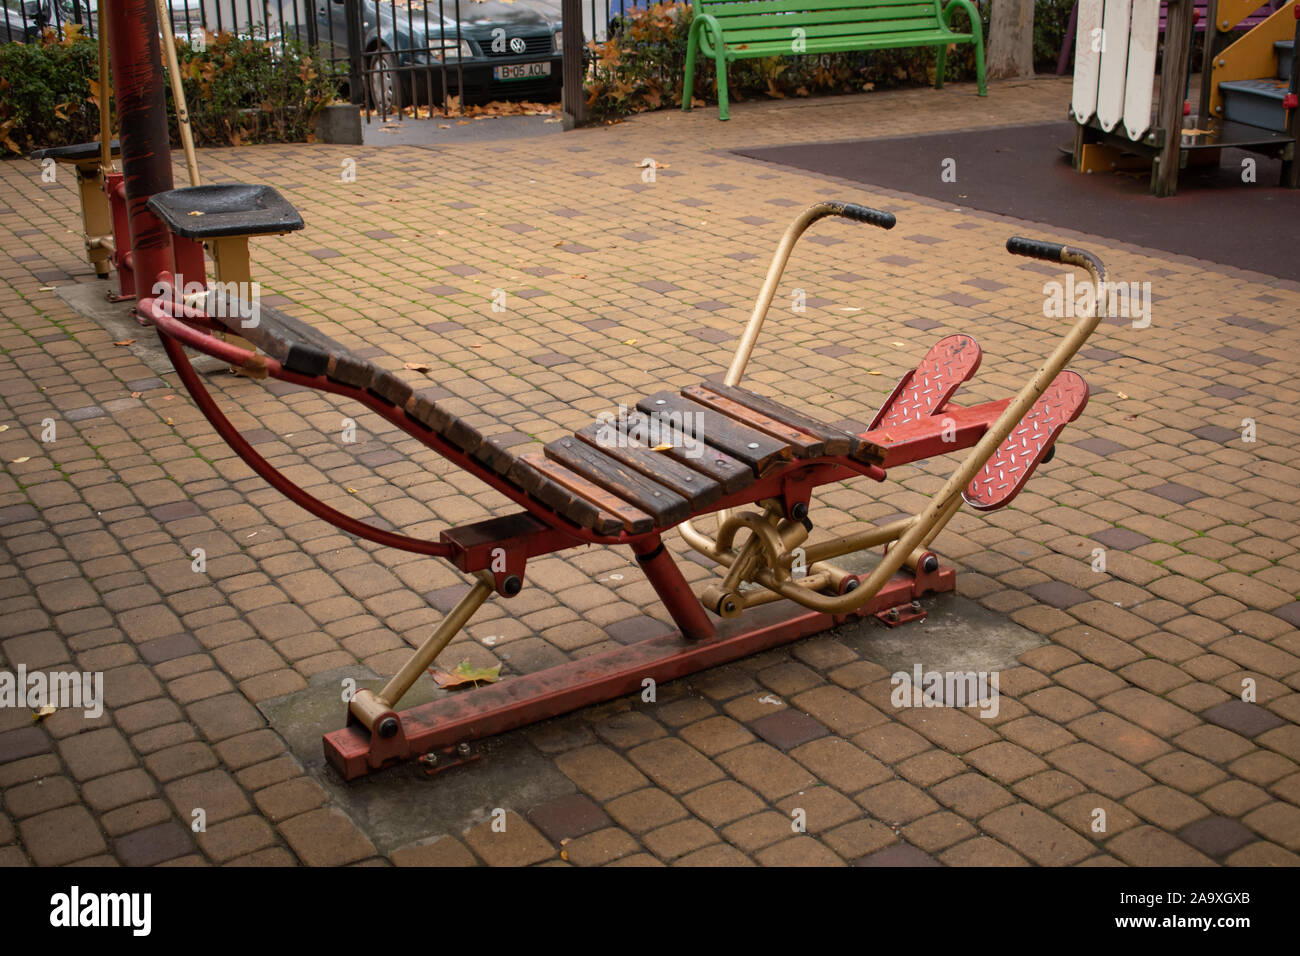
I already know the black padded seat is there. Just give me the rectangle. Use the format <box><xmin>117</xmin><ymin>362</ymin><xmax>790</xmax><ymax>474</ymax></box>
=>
<box><xmin>148</xmin><ymin>184</ymin><xmax>304</xmax><ymax>240</ymax></box>
<box><xmin>30</xmin><ymin>140</ymin><xmax>121</xmax><ymax>163</ymax></box>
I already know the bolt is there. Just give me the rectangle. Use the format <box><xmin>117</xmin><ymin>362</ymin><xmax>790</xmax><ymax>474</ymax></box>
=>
<box><xmin>887</xmin><ymin>608</ymin><xmax>900</xmax><ymax>622</ymax></box>
<box><xmin>377</xmin><ymin>717</ymin><xmax>399</xmax><ymax>738</ymax></box>
<box><xmin>422</xmin><ymin>751</ymin><xmax>438</xmax><ymax>766</ymax></box>
<box><xmin>910</xmin><ymin>600</ymin><xmax>922</xmax><ymax>612</ymax></box>
<box><xmin>844</xmin><ymin>578</ymin><xmax>859</xmax><ymax>592</ymax></box>
<box><xmin>922</xmin><ymin>554</ymin><xmax>939</xmax><ymax>573</ymax></box>
<box><xmin>501</xmin><ymin>574</ymin><xmax>522</xmax><ymax>597</ymax></box>
<box><xmin>790</xmin><ymin>501</ymin><xmax>808</xmax><ymax>521</ymax></box>
<box><xmin>457</xmin><ymin>742</ymin><xmax>471</xmax><ymax>757</ymax></box>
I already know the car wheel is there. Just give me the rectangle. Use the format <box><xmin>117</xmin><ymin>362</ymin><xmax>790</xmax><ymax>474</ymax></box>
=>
<box><xmin>366</xmin><ymin>46</ymin><xmax>401</xmax><ymax>114</ymax></box>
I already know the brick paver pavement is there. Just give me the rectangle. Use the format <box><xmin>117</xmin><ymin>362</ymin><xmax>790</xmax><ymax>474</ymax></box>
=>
<box><xmin>1</xmin><ymin>76</ymin><xmax>1297</xmax><ymax>866</ymax></box>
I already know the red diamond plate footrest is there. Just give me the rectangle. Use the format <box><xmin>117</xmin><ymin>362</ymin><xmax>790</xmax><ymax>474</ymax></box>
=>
<box><xmin>871</xmin><ymin>334</ymin><xmax>982</xmax><ymax>429</ymax></box>
<box><xmin>963</xmin><ymin>370</ymin><xmax>1090</xmax><ymax>511</ymax></box>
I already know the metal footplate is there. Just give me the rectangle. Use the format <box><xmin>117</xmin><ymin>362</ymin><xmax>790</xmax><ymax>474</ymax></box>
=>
<box><xmin>963</xmin><ymin>371</ymin><xmax>1090</xmax><ymax>511</ymax></box>
<box><xmin>871</xmin><ymin>334</ymin><xmax>983</xmax><ymax>429</ymax></box>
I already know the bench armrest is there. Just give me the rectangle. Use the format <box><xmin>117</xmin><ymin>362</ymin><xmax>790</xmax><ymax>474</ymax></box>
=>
<box><xmin>691</xmin><ymin>11</ymin><xmax>725</xmax><ymax>56</ymax></box>
<box><xmin>941</xmin><ymin>0</ymin><xmax>983</xmax><ymax>38</ymax></box>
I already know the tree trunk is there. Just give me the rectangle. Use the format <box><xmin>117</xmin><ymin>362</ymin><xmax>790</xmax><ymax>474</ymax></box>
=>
<box><xmin>987</xmin><ymin>0</ymin><xmax>1036</xmax><ymax>79</ymax></box>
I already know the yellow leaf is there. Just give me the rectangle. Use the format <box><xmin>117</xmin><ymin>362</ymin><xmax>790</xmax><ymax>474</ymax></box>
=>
<box><xmin>113</xmin><ymin>339</ymin><xmax>135</xmax><ymax>346</ymax></box>
<box><xmin>868</xmin><ymin>371</ymin><xmax>881</xmax><ymax>376</ymax></box>
<box><xmin>33</xmin><ymin>705</ymin><xmax>56</xmax><ymax>722</ymax></box>
<box><xmin>623</xmin><ymin>339</ymin><xmax>637</xmax><ymax>345</ymax></box>
<box><xmin>429</xmin><ymin>658</ymin><xmax>501</xmax><ymax>689</ymax></box>
<box><xmin>1116</xmin><ymin>391</ymin><xmax>1129</xmax><ymax>399</ymax></box>
<box><xmin>165</xmin><ymin>418</ymin><xmax>175</xmax><ymax>426</ymax></box>
<box><xmin>11</xmin><ymin>456</ymin><xmax>30</xmax><ymax>463</ymax></box>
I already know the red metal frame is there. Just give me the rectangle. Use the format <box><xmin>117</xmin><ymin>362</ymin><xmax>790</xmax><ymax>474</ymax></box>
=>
<box><xmin>105</xmin><ymin>0</ymin><xmax>975</xmax><ymax>782</ymax></box>
<box><xmin>324</xmin><ymin>562</ymin><xmax>953</xmax><ymax>779</ymax></box>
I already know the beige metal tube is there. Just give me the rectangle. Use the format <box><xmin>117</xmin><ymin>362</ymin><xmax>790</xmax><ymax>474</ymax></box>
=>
<box><xmin>797</xmin><ymin>246</ymin><xmax>1109</xmax><ymax>615</ymax></box>
<box><xmin>155</xmin><ymin>0</ymin><xmax>201</xmax><ymax>187</ymax></box>
<box><xmin>97</xmin><ymin>0</ymin><xmax>112</xmax><ymax>173</ymax></box>
<box><xmin>724</xmin><ymin>201</ymin><xmax>894</xmax><ymax>386</ymax></box>
<box><xmin>377</xmin><ymin>571</ymin><xmax>494</xmax><ymax>708</ymax></box>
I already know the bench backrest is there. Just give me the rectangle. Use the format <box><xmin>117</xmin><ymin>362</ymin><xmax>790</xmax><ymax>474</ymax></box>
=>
<box><xmin>694</xmin><ymin>0</ymin><xmax>948</xmax><ymax>45</ymax></box>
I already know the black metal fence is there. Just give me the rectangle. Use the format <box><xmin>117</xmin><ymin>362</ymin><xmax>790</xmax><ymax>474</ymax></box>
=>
<box><xmin>1</xmin><ymin>0</ymin><xmax>661</xmax><ymax>123</ymax></box>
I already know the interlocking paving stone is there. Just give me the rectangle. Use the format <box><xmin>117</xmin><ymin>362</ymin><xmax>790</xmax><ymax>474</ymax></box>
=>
<box><xmin>1200</xmin><ymin>700</ymin><xmax>1288</xmax><ymax>738</ymax></box>
<box><xmin>749</xmin><ymin>709</ymin><xmax>830</xmax><ymax>752</ymax></box>
<box><xmin>1177</xmin><ymin>814</ymin><xmax>1257</xmax><ymax>858</ymax></box>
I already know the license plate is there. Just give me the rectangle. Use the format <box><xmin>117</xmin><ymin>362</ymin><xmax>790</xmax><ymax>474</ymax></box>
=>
<box><xmin>493</xmin><ymin>61</ymin><xmax>551</xmax><ymax>81</ymax></box>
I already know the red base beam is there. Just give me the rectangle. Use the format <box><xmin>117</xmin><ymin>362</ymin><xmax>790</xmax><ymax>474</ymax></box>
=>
<box><xmin>323</xmin><ymin>564</ymin><xmax>954</xmax><ymax>779</ymax></box>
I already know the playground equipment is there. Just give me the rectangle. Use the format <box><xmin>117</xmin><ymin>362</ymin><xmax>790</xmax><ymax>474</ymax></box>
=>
<box><xmin>1069</xmin><ymin>0</ymin><xmax>1298</xmax><ymax>195</ymax></box>
<box><xmin>100</xmin><ymin>0</ymin><xmax>1108</xmax><ymax>780</ymax></box>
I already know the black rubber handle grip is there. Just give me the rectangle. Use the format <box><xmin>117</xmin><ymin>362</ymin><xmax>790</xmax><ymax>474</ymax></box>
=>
<box><xmin>1006</xmin><ymin>237</ymin><xmax>1067</xmax><ymax>262</ymax></box>
<box><xmin>832</xmin><ymin>202</ymin><xmax>896</xmax><ymax>229</ymax></box>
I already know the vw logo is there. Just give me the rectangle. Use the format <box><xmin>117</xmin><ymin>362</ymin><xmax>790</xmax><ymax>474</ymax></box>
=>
<box><xmin>509</xmin><ymin>37</ymin><xmax>526</xmax><ymax>53</ymax></box>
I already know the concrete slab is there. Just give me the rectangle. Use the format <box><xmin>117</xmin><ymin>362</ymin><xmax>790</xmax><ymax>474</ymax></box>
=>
<box><xmin>54</xmin><ymin>282</ymin><xmax>226</xmax><ymax>376</ymax></box>
<box><xmin>259</xmin><ymin>667</ymin><xmax>575</xmax><ymax>855</ymax></box>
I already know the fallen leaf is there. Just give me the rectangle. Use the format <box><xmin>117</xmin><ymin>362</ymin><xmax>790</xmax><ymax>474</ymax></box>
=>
<box><xmin>429</xmin><ymin>658</ymin><xmax>501</xmax><ymax>689</ymax></box>
<box><xmin>164</xmin><ymin>418</ymin><xmax>175</xmax><ymax>426</ymax></box>
<box><xmin>347</xmin><ymin>487</ymin><xmax>358</xmax><ymax>493</ymax></box>
<box><xmin>623</xmin><ymin>339</ymin><xmax>637</xmax><ymax>345</ymax></box>
<box><xmin>38</xmin><ymin>285</ymin><xmax>55</xmax><ymax>291</ymax></box>
<box><xmin>187</xmin><ymin>210</ymin><xmax>205</xmax><ymax>216</ymax></box>
<box><xmin>868</xmin><ymin>370</ymin><xmax>881</xmax><ymax>376</ymax></box>
<box><xmin>543</xmin><ymin>117</ymin><xmax>562</xmax><ymax>123</ymax></box>
<box><xmin>113</xmin><ymin>339</ymin><xmax>135</xmax><ymax>346</ymax></box>
<box><xmin>403</xmin><ymin>362</ymin><xmax>431</xmax><ymax>372</ymax></box>
<box><xmin>891</xmin><ymin>341</ymin><xmax>907</xmax><ymax>348</ymax></box>
<box><xmin>11</xmin><ymin>456</ymin><xmax>30</xmax><ymax>463</ymax></box>
<box><xmin>840</xmin><ymin>307</ymin><xmax>861</xmax><ymax>313</ymax></box>
<box><xmin>652</xmin><ymin>443</ymin><xmax>673</xmax><ymax>452</ymax></box>
<box><xmin>0</xmin><ymin>425</ymin><xmax>7</xmax><ymax>432</ymax></box>
<box><xmin>130</xmin><ymin>391</ymin><xmax>142</xmax><ymax>399</ymax></box>
<box><xmin>1116</xmin><ymin>391</ymin><xmax>1129</xmax><ymax>399</ymax></box>
<box><xmin>554</xmin><ymin>241</ymin><xmax>565</xmax><ymax>247</ymax></box>
<box><xmin>33</xmin><ymin>705</ymin><xmax>56</xmax><ymax>722</ymax></box>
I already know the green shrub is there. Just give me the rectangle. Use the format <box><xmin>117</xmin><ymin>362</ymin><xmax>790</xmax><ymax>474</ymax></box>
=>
<box><xmin>174</xmin><ymin>31</ymin><xmax>343</xmax><ymax>147</ymax></box>
<box><xmin>0</xmin><ymin>27</ymin><xmax>342</xmax><ymax>155</ymax></box>
<box><xmin>0</xmin><ymin>27</ymin><xmax>101</xmax><ymax>154</ymax></box>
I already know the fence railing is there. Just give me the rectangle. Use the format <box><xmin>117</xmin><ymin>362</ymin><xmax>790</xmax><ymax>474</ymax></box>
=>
<box><xmin>3</xmin><ymin>0</ymin><xmax>640</xmax><ymax>124</ymax></box>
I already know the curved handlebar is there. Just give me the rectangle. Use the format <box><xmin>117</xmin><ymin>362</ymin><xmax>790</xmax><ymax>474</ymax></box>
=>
<box><xmin>826</xmin><ymin>202</ymin><xmax>896</xmax><ymax>230</ymax></box>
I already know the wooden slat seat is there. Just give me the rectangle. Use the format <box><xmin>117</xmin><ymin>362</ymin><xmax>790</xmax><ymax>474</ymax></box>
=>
<box><xmin>211</xmin><ymin>300</ymin><xmax>897</xmax><ymax>537</ymax></box>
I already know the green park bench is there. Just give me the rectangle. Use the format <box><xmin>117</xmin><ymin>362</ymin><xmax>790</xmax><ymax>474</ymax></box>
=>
<box><xmin>682</xmin><ymin>0</ymin><xmax>988</xmax><ymax>120</ymax></box>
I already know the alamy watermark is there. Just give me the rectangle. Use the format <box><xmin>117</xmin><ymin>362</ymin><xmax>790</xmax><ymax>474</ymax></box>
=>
<box><xmin>0</xmin><ymin>665</ymin><xmax>103</xmax><ymax>719</ymax></box>
<box><xmin>890</xmin><ymin>663</ymin><xmax>1000</xmax><ymax>718</ymax></box>
<box><xmin>1042</xmin><ymin>274</ymin><xmax>1151</xmax><ymax>328</ymax></box>
<box><xmin>151</xmin><ymin>275</ymin><xmax>261</xmax><ymax>328</ymax></box>
<box><xmin>594</xmin><ymin>405</ymin><xmax>705</xmax><ymax>459</ymax></box>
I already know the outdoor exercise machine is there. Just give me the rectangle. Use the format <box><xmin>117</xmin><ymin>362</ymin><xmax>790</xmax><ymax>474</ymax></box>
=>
<box><xmin>32</xmin><ymin>0</ymin><xmax>302</xmax><ymax>304</ymax></box>
<box><xmin>100</xmin><ymin>0</ymin><xmax>1107</xmax><ymax>780</ymax></box>
<box><xmin>1069</xmin><ymin>0</ymin><xmax>1298</xmax><ymax>195</ymax></box>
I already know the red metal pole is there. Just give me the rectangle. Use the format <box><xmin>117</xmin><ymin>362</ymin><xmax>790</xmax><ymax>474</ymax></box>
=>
<box><xmin>105</xmin><ymin>0</ymin><xmax>175</xmax><ymax>304</ymax></box>
<box><xmin>631</xmin><ymin>536</ymin><xmax>717</xmax><ymax>642</ymax></box>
